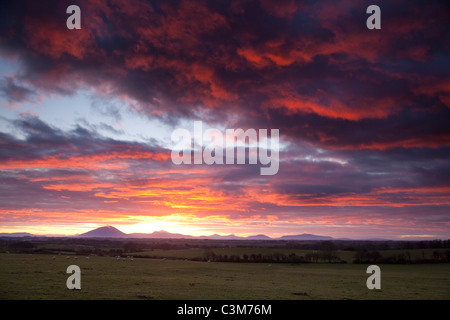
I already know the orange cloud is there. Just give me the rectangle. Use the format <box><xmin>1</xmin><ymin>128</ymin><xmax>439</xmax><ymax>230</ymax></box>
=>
<box><xmin>0</xmin><ymin>151</ymin><xmax>170</xmax><ymax>170</ymax></box>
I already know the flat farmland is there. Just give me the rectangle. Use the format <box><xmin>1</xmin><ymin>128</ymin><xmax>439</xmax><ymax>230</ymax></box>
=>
<box><xmin>0</xmin><ymin>253</ymin><xmax>449</xmax><ymax>300</ymax></box>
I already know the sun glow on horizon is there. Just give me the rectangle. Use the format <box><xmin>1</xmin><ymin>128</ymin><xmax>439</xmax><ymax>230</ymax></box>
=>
<box><xmin>119</xmin><ymin>221</ymin><xmax>204</xmax><ymax>236</ymax></box>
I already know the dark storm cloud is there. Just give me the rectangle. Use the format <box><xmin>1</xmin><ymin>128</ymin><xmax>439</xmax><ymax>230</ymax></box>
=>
<box><xmin>0</xmin><ymin>0</ymin><xmax>448</xmax><ymax>135</ymax></box>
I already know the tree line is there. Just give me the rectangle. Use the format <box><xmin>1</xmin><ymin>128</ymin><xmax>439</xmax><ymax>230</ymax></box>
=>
<box><xmin>2</xmin><ymin>238</ymin><xmax>450</xmax><ymax>264</ymax></box>
<box><xmin>203</xmin><ymin>241</ymin><xmax>345</xmax><ymax>263</ymax></box>
<box><xmin>353</xmin><ymin>249</ymin><xmax>450</xmax><ymax>264</ymax></box>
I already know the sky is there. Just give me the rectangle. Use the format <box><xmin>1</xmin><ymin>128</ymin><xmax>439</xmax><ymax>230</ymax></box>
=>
<box><xmin>0</xmin><ymin>0</ymin><xmax>449</xmax><ymax>239</ymax></box>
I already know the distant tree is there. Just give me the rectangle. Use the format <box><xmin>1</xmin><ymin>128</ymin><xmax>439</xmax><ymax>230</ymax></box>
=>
<box><xmin>203</xmin><ymin>248</ymin><xmax>216</xmax><ymax>261</ymax></box>
<box><xmin>318</xmin><ymin>241</ymin><xmax>338</xmax><ymax>262</ymax></box>
<box><xmin>445</xmin><ymin>250</ymin><xmax>450</xmax><ymax>262</ymax></box>
<box><xmin>353</xmin><ymin>250</ymin><xmax>381</xmax><ymax>264</ymax></box>
<box><xmin>369</xmin><ymin>250</ymin><xmax>382</xmax><ymax>263</ymax></box>
<box><xmin>432</xmin><ymin>250</ymin><xmax>442</xmax><ymax>261</ymax></box>
<box><xmin>123</xmin><ymin>241</ymin><xmax>138</xmax><ymax>253</ymax></box>
<box><xmin>305</xmin><ymin>251</ymin><xmax>319</xmax><ymax>263</ymax></box>
<box><xmin>405</xmin><ymin>251</ymin><xmax>412</xmax><ymax>263</ymax></box>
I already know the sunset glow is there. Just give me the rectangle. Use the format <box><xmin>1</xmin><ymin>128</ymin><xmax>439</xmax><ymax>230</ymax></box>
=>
<box><xmin>0</xmin><ymin>0</ymin><xmax>449</xmax><ymax>240</ymax></box>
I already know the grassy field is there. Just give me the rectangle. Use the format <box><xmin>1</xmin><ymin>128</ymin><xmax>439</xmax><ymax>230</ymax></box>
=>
<box><xmin>0</xmin><ymin>253</ymin><xmax>449</xmax><ymax>300</ymax></box>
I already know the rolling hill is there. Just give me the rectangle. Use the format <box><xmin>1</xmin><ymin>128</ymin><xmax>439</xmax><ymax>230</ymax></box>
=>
<box><xmin>78</xmin><ymin>226</ymin><xmax>128</xmax><ymax>238</ymax></box>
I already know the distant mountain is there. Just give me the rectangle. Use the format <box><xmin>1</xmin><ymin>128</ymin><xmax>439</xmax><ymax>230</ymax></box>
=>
<box><xmin>77</xmin><ymin>226</ymin><xmax>335</xmax><ymax>240</ymax></box>
<box><xmin>0</xmin><ymin>232</ymin><xmax>35</xmax><ymax>237</ymax></box>
<box><xmin>246</xmin><ymin>234</ymin><xmax>272</xmax><ymax>240</ymax></box>
<box><xmin>78</xmin><ymin>226</ymin><xmax>127</xmax><ymax>238</ymax></box>
<box><xmin>128</xmin><ymin>230</ymin><xmax>194</xmax><ymax>239</ymax></box>
<box><xmin>278</xmin><ymin>234</ymin><xmax>333</xmax><ymax>241</ymax></box>
<box><xmin>199</xmin><ymin>234</ymin><xmax>242</xmax><ymax>240</ymax></box>
<box><xmin>2</xmin><ymin>226</ymin><xmax>441</xmax><ymax>241</ymax></box>
<box><xmin>0</xmin><ymin>225</ymin><xmax>362</xmax><ymax>240</ymax></box>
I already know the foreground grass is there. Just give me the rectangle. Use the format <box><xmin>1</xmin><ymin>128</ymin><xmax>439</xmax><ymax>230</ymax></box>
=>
<box><xmin>0</xmin><ymin>253</ymin><xmax>448</xmax><ymax>300</ymax></box>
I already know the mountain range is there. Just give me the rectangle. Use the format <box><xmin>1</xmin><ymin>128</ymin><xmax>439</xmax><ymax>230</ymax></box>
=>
<box><xmin>0</xmin><ymin>232</ymin><xmax>35</xmax><ymax>237</ymax></box>
<box><xmin>75</xmin><ymin>226</ymin><xmax>334</xmax><ymax>240</ymax></box>
<box><xmin>0</xmin><ymin>226</ymin><xmax>441</xmax><ymax>241</ymax></box>
<box><xmin>0</xmin><ymin>225</ymin><xmax>333</xmax><ymax>240</ymax></box>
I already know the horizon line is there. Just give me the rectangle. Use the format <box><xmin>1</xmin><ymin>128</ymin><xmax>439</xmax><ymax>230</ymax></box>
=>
<box><xmin>0</xmin><ymin>225</ymin><xmax>447</xmax><ymax>241</ymax></box>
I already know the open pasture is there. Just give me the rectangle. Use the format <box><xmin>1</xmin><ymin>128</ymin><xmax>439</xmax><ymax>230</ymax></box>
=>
<box><xmin>0</xmin><ymin>253</ymin><xmax>448</xmax><ymax>300</ymax></box>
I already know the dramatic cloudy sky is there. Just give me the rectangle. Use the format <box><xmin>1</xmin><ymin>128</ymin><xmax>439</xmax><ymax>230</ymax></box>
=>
<box><xmin>0</xmin><ymin>0</ymin><xmax>449</xmax><ymax>239</ymax></box>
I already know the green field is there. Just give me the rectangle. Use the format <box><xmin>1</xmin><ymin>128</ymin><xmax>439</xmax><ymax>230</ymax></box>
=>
<box><xmin>0</xmin><ymin>253</ymin><xmax>449</xmax><ymax>300</ymax></box>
